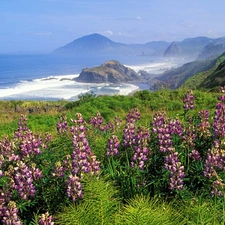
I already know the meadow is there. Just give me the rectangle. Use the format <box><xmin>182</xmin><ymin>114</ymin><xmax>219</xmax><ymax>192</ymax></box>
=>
<box><xmin>1</xmin><ymin>88</ymin><xmax>225</xmax><ymax>224</ymax></box>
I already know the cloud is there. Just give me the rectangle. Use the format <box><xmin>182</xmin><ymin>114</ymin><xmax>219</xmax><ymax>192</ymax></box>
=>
<box><xmin>101</xmin><ymin>30</ymin><xmax>113</xmax><ymax>35</ymax></box>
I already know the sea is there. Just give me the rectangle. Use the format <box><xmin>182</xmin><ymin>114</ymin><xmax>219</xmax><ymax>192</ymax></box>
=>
<box><xmin>0</xmin><ymin>53</ymin><xmax>179</xmax><ymax>101</ymax></box>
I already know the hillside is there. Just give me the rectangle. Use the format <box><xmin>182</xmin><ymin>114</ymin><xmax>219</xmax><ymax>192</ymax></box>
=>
<box><xmin>199</xmin><ymin>54</ymin><xmax>225</xmax><ymax>89</ymax></box>
<box><xmin>75</xmin><ymin>60</ymin><xmax>140</xmax><ymax>83</ymax></box>
<box><xmin>197</xmin><ymin>37</ymin><xmax>225</xmax><ymax>60</ymax></box>
<box><xmin>150</xmin><ymin>58</ymin><xmax>217</xmax><ymax>90</ymax></box>
<box><xmin>182</xmin><ymin>52</ymin><xmax>225</xmax><ymax>89</ymax></box>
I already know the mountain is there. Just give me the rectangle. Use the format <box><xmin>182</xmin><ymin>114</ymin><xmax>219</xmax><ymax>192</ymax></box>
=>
<box><xmin>163</xmin><ymin>37</ymin><xmax>213</xmax><ymax>59</ymax></box>
<box><xmin>163</xmin><ymin>42</ymin><xmax>182</xmax><ymax>57</ymax></box>
<box><xmin>53</xmin><ymin>33</ymin><xmax>125</xmax><ymax>54</ymax></box>
<box><xmin>197</xmin><ymin>37</ymin><xmax>225</xmax><ymax>60</ymax></box>
<box><xmin>75</xmin><ymin>60</ymin><xmax>140</xmax><ymax>83</ymax></box>
<box><xmin>150</xmin><ymin>58</ymin><xmax>217</xmax><ymax>90</ymax></box>
<box><xmin>52</xmin><ymin>33</ymin><xmax>170</xmax><ymax>56</ymax></box>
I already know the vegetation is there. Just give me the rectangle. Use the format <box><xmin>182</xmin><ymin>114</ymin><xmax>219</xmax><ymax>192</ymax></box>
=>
<box><xmin>1</xmin><ymin>89</ymin><xmax>225</xmax><ymax>224</ymax></box>
<box><xmin>181</xmin><ymin>52</ymin><xmax>225</xmax><ymax>90</ymax></box>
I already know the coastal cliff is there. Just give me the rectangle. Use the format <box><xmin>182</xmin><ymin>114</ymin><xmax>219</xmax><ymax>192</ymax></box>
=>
<box><xmin>75</xmin><ymin>60</ymin><xmax>140</xmax><ymax>83</ymax></box>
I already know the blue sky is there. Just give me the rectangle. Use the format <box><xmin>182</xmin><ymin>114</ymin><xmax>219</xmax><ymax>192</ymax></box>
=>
<box><xmin>1</xmin><ymin>0</ymin><xmax>225</xmax><ymax>53</ymax></box>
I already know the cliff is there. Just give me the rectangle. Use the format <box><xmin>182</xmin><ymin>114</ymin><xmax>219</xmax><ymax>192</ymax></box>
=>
<box><xmin>75</xmin><ymin>60</ymin><xmax>140</xmax><ymax>83</ymax></box>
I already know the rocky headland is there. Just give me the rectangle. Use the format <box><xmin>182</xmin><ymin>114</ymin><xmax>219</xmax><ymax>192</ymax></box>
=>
<box><xmin>75</xmin><ymin>60</ymin><xmax>140</xmax><ymax>83</ymax></box>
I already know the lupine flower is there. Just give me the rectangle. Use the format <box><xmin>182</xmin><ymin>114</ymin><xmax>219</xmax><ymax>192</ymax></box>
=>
<box><xmin>0</xmin><ymin>201</ymin><xmax>22</xmax><ymax>225</ymax></box>
<box><xmin>13</xmin><ymin>161</ymin><xmax>36</xmax><ymax>200</ymax></box>
<box><xmin>126</xmin><ymin>108</ymin><xmax>141</xmax><ymax>123</ymax></box>
<box><xmin>169</xmin><ymin>119</ymin><xmax>183</xmax><ymax>136</ymax></box>
<box><xmin>20</xmin><ymin>132</ymin><xmax>43</xmax><ymax>157</ymax></box>
<box><xmin>189</xmin><ymin>149</ymin><xmax>201</xmax><ymax>161</ymax></box>
<box><xmin>66</xmin><ymin>113</ymin><xmax>100</xmax><ymax>201</ymax></box>
<box><xmin>66</xmin><ymin>174</ymin><xmax>82</xmax><ymax>202</ymax></box>
<box><xmin>14</xmin><ymin>114</ymin><xmax>29</xmax><ymax>138</ymax></box>
<box><xmin>211</xmin><ymin>179</ymin><xmax>224</xmax><ymax>197</ymax></box>
<box><xmin>197</xmin><ymin>110</ymin><xmax>211</xmax><ymax>137</ymax></box>
<box><xmin>57</xmin><ymin>114</ymin><xmax>68</xmax><ymax>134</ymax></box>
<box><xmin>89</xmin><ymin>112</ymin><xmax>103</xmax><ymax>128</ymax></box>
<box><xmin>131</xmin><ymin>126</ymin><xmax>151</xmax><ymax>170</ymax></box>
<box><xmin>164</xmin><ymin>151</ymin><xmax>185</xmax><ymax>190</ymax></box>
<box><xmin>39</xmin><ymin>212</ymin><xmax>54</xmax><ymax>225</ymax></box>
<box><xmin>183</xmin><ymin>90</ymin><xmax>194</xmax><ymax>111</ymax></box>
<box><xmin>52</xmin><ymin>161</ymin><xmax>65</xmax><ymax>178</ymax></box>
<box><xmin>123</xmin><ymin>122</ymin><xmax>136</xmax><ymax>146</ymax></box>
<box><xmin>106</xmin><ymin>135</ymin><xmax>120</xmax><ymax>156</ymax></box>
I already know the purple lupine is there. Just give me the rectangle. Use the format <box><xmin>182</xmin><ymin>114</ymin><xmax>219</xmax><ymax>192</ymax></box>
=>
<box><xmin>67</xmin><ymin>113</ymin><xmax>100</xmax><ymax>201</ymax></box>
<box><xmin>152</xmin><ymin>112</ymin><xmax>173</xmax><ymax>153</ymax></box>
<box><xmin>57</xmin><ymin>114</ymin><xmax>68</xmax><ymax>134</ymax></box>
<box><xmin>0</xmin><ymin>138</ymin><xmax>15</xmax><ymax>159</ymax></box>
<box><xmin>52</xmin><ymin>161</ymin><xmax>65</xmax><ymax>178</ymax></box>
<box><xmin>12</xmin><ymin>161</ymin><xmax>36</xmax><ymax>200</ymax></box>
<box><xmin>189</xmin><ymin>149</ymin><xmax>201</xmax><ymax>161</ymax></box>
<box><xmin>0</xmin><ymin>201</ymin><xmax>22</xmax><ymax>225</ymax></box>
<box><xmin>211</xmin><ymin>179</ymin><xmax>224</xmax><ymax>197</ymax></box>
<box><xmin>183</xmin><ymin>90</ymin><xmax>194</xmax><ymax>111</ymax></box>
<box><xmin>203</xmin><ymin>147</ymin><xmax>225</xmax><ymax>179</ymax></box>
<box><xmin>169</xmin><ymin>119</ymin><xmax>183</xmax><ymax>136</ymax></box>
<box><xmin>39</xmin><ymin>212</ymin><xmax>54</xmax><ymax>225</ymax></box>
<box><xmin>164</xmin><ymin>151</ymin><xmax>185</xmax><ymax>190</ymax></box>
<box><xmin>106</xmin><ymin>135</ymin><xmax>120</xmax><ymax>156</ymax></box>
<box><xmin>123</xmin><ymin>122</ymin><xmax>136</xmax><ymax>146</ymax></box>
<box><xmin>126</xmin><ymin>108</ymin><xmax>141</xmax><ymax>123</ymax></box>
<box><xmin>20</xmin><ymin>132</ymin><xmax>43</xmax><ymax>157</ymax></box>
<box><xmin>66</xmin><ymin>174</ymin><xmax>82</xmax><ymax>202</ymax></box>
<box><xmin>89</xmin><ymin>112</ymin><xmax>103</xmax><ymax>128</ymax></box>
<box><xmin>131</xmin><ymin>127</ymin><xmax>150</xmax><ymax>170</ymax></box>
<box><xmin>14</xmin><ymin>114</ymin><xmax>29</xmax><ymax>138</ymax></box>
<box><xmin>197</xmin><ymin>110</ymin><xmax>211</xmax><ymax>137</ymax></box>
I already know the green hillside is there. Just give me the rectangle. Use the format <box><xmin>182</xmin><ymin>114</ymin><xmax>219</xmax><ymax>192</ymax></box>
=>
<box><xmin>182</xmin><ymin>52</ymin><xmax>225</xmax><ymax>89</ymax></box>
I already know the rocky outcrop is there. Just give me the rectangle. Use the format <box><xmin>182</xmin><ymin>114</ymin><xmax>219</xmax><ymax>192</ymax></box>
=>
<box><xmin>75</xmin><ymin>60</ymin><xmax>140</xmax><ymax>83</ymax></box>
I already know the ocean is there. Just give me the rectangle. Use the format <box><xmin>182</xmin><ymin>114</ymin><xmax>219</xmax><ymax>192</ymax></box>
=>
<box><xmin>0</xmin><ymin>53</ymin><xmax>177</xmax><ymax>101</ymax></box>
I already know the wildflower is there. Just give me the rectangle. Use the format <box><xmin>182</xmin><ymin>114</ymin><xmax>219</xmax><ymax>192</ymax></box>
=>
<box><xmin>106</xmin><ymin>135</ymin><xmax>120</xmax><ymax>156</ymax></box>
<box><xmin>164</xmin><ymin>151</ymin><xmax>185</xmax><ymax>190</ymax></box>
<box><xmin>183</xmin><ymin>90</ymin><xmax>194</xmax><ymax>111</ymax></box>
<box><xmin>39</xmin><ymin>212</ymin><xmax>54</xmax><ymax>225</ymax></box>
<box><xmin>0</xmin><ymin>201</ymin><xmax>22</xmax><ymax>225</ymax></box>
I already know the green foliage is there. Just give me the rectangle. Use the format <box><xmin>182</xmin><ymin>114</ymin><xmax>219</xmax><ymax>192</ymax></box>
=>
<box><xmin>115</xmin><ymin>195</ymin><xmax>182</xmax><ymax>225</ymax></box>
<box><xmin>181</xmin><ymin>197</ymin><xmax>225</xmax><ymax>224</ymax></box>
<box><xmin>55</xmin><ymin>176</ymin><xmax>120</xmax><ymax>225</ymax></box>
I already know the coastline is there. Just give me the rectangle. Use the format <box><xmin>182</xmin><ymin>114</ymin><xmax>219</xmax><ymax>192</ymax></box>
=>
<box><xmin>0</xmin><ymin>58</ymin><xmax>179</xmax><ymax>101</ymax></box>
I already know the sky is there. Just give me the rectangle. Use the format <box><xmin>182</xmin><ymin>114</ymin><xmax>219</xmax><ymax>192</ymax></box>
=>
<box><xmin>1</xmin><ymin>0</ymin><xmax>225</xmax><ymax>53</ymax></box>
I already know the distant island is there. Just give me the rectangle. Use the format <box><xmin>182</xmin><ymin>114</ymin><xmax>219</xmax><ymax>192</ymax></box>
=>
<box><xmin>75</xmin><ymin>60</ymin><xmax>140</xmax><ymax>83</ymax></box>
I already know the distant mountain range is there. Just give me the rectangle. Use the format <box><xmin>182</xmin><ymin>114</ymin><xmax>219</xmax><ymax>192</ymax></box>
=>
<box><xmin>53</xmin><ymin>33</ymin><xmax>225</xmax><ymax>60</ymax></box>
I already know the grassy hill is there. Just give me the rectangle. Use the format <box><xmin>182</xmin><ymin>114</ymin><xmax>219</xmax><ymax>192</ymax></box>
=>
<box><xmin>182</xmin><ymin>52</ymin><xmax>225</xmax><ymax>89</ymax></box>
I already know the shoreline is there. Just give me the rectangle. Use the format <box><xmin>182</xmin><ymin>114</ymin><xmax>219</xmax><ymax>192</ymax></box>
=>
<box><xmin>0</xmin><ymin>59</ymin><xmax>180</xmax><ymax>101</ymax></box>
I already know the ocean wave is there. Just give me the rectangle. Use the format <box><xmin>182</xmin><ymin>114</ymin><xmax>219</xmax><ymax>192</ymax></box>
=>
<box><xmin>0</xmin><ymin>73</ymin><xmax>139</xmax><ymax>100</ymax></box>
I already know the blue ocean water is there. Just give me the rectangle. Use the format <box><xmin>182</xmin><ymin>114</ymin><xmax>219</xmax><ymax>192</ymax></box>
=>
<box><xmin>0</xmin><ymin>53</ymin><xmax>171</xmax><ymax>100</ymax></box>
